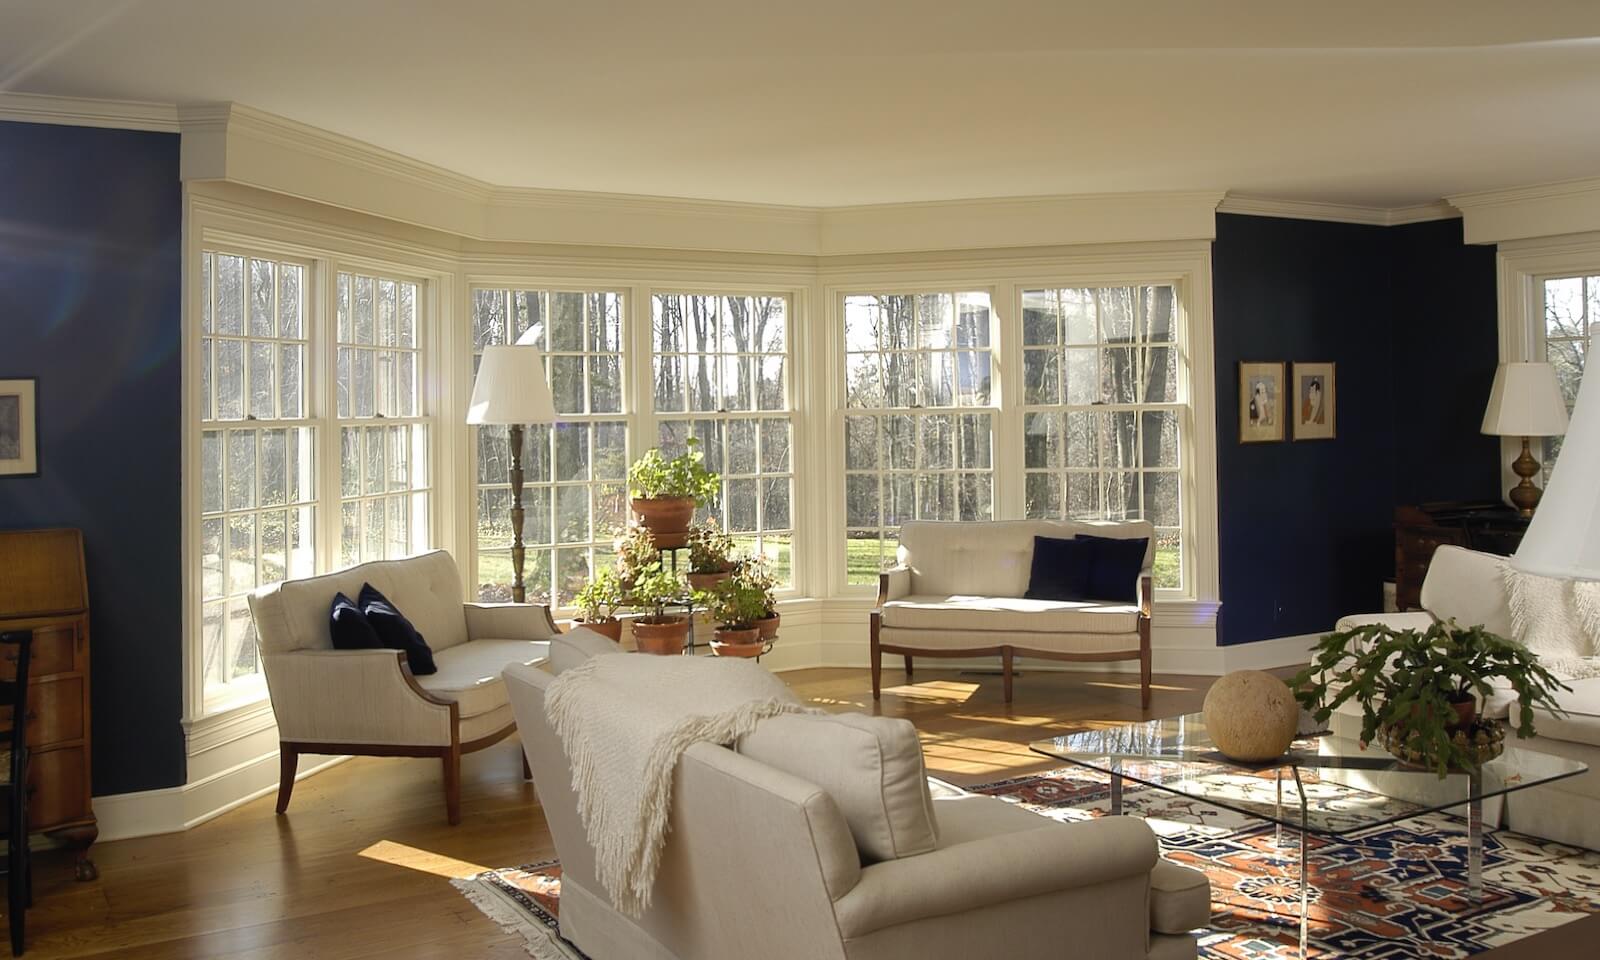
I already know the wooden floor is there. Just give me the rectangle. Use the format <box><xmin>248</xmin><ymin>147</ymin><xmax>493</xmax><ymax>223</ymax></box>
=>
<box><xmin>16</xmin><ymin>666</ymin><xmax>1598</xmax><ymax>958</ymax></box>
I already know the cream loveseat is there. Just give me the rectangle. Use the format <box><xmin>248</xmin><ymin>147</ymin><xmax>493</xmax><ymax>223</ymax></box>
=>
<box><xmin>504</xmin><ymin>632</ymin><xmax>1211</xmax><ymax>960</ymax></box>
<box><xmin>872</xmin><ymin>519</ymin><xmax>1156</xmax><ymax>707</ymax></box>
<box><xmin>1334</xmin><ymin>544</ymin><xmax>1600</xmax><ymax>851</ymax></box>
<box><xmin>248</xmin><ymin>549</ymin><xmax>558</xmax><ymax>824</ymax></box>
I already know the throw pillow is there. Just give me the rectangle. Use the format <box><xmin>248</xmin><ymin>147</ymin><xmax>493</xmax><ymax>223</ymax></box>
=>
<box><xmin>737</xmin><ymin>712</ymin><xmax>939</xmax><ymax>862</ymax></box>
<box><xmin>329</xmin><ymin>591</ymin><xmax>381</xmax><ymax>649</ymax></box>
<box><xmin>1503</xmin><ymin>568</ymin><xmax>1593</xmax><ymax>678</ymax></box>
<box><xmin>1024</xmin><ymin>536</ymin><xmax>1096</xmax><ymax>601</ymax></box>
<box><xmin>358</xmin><ymin>582</ymin><xmax>437</xmax><ymax>676</ymax></box>
<box><xmin>1077</xmin><ymin>534</ymin><xmax>1150</xmax><ymax>603</ymax></box>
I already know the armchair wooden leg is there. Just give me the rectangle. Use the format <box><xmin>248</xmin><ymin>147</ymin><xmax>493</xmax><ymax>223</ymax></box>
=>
<box><xmin>1002</xmin><ymin>647</ymin><xmax>1014</xmax><ymax>704</ymax></box>
<box><xmin>870</xmin><ymin>613</ymin><xmax>883</xmax><ymax>701</ymax></box>
<box><xmin>1139</xmin><ymin>625</ymin><xmax>1153</xmax><ymax>711</ymax></box>
<box><xmin>903</xmin><ymin>655</ymin><xmax>913</xmax><ymax>677</ymax></box>
<box><xmin>443</xmin><ymin>748</ymin><xmax>462</xmax><ymax>826</ymax></box>
<box><xmin>521</xmin><ymin>748</ymin><xmax>532</xmax><ymax>781</ymax></box>
<box><xmin>276</xmin><ymin>744</ymin><xmax>300</xmax><ymax>815</ymax></box>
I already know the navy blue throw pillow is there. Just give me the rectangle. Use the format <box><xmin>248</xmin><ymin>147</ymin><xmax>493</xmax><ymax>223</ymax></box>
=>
<box><xmin>1076</xmin><ymin>535</ymin><xmax>1149</xmax><ymax>603</ymax></box>
<box><xmin>358</xmin><ymin>582</ymin><xmax>437</xmax><ymax>676</ymax></box>
<box><xmin>1024</xmin><ymin>536</ymin><xmax>1098</xmax><ymax>601</ymax></box>
<box><xmin>330</xmin><ymin>591</ymin><xmax>382</xmax><ymax>650</ymax></box>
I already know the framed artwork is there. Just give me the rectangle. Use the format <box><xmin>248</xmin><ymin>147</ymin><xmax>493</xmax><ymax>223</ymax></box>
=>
<box><xmin>1292</xmin><ymin>362</ymin><xmax>1337</xmax><ymax>440</ymax></box>
<box><xmin>1238</xmin><ymin>362</ymin><xmax>1285</xmax><ymax>443</ymax></box>
<box><xmin>0</xmin><ymin>378</ymin><xmax>39</xmax><ymax>477</ymax></box>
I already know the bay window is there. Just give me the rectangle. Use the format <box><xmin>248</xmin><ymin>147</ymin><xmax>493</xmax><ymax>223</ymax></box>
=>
<box><xmin>1540</xmin><ymin>274</ymin><xmax>1595</xmax><ymax>479</ymax></box>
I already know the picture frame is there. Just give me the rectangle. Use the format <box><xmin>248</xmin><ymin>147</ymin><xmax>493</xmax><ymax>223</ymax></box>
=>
<box><xmin>0</xmin><ymin>378</ymin><xmax>39</xmax><ymax>478</ymax></box>
<box><xmin>1237</xmin><ymin>362</ymin><xmax>1286</xmax><ymax>443</ymax></box>
<box><xmin>1291</xmin><ymin>361</ymin><xmax>1337</xmax><ymax>441</ymax></box>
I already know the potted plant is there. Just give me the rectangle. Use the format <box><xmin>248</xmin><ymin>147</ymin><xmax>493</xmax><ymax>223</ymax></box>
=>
<box><xmin>701</xmin><ymin>575</ymin><xmax>770</xmax><ymax>658</ymax></box>
<box><xmin>685</xmin><ymin>520</ymin><xmax>739</xmax><ymax>592</ymax></box>
<box><xmin>627</xmin><ymin>560</ymin><xmax>691</xmax><ymax>655</ymax></box>
<box><xmin>572</xmin><ymin>566</ymin><xmax>625</xmax><ymax>642</ymax></box>
<box><xmin>627</xmin><ymin>438</ymin><xmax>721</xmax><ymax>544</ymax></box>
<box><xmin>740</xmin><ymin>557</ymin><xmax>780</xmax><ymax>640</ymax></box>
<box><xmin>1291</xmin><ymin>619</ymin><xmax>1569</xmax><ymax>777</ymax></box>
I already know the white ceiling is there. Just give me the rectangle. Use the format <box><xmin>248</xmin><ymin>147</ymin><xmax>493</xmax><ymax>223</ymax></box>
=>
<box><xmin>3</xmin><ymin>1</ymin><xmax>1600</xmax><ymax>208</ymax></box>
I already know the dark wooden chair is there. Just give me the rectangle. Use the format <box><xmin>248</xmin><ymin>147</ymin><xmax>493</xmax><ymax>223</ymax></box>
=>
<box><xmin>0</xmin><ymin>629</ymin><xmax>34</xmax><ymax>956</ymax></box>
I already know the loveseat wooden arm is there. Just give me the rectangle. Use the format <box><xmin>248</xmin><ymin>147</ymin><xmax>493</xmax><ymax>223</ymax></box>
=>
<box><xmin>1140</xmin><ymin>574</ymin><xmax>1153</xmax><ymax>620</ymax></box>
<box><xmin>263</xmin><ymin>648</ymin><xmax>455</xmax><ymax>747</ymax></box>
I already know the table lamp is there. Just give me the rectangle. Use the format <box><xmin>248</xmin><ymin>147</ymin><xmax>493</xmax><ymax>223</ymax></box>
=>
<box><xmin>1481</xmin><ymin>362</ymin><xmax>1569</xmax><ymax>517</ymax></box>
<box><xmin>467</xmin><ymin>334</ymin><xmax>557</xmax><ymax>603</ymax></box>
<box><xmin>1514</xmin><ymin>337</ymin><xmax>1598</xmax><ymax>580</ymax></box>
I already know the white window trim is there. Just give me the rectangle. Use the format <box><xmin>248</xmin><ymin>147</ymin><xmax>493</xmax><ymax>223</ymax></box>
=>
<box><xmin>182</xmin><ymin>189</ymin><xmax>458</xmax><ymax>735</ymax></box>
<box><xmin>1494</xmin><ymin>232</ymin><xmax>1600</xmax><ymax>496</ymax></box>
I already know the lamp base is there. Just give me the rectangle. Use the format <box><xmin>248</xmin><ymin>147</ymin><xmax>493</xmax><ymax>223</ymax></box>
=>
<box><xmin>1509</xmin><ymin>436</ymin><xmax>1543</xmax><ymax>518</ymax></box>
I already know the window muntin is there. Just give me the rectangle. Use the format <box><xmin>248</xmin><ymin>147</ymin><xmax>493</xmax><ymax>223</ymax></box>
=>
<box><xmin>198</xmin><ymin>252</ymin><xmax>315</xmax><ymax>703</ymax></box>
<box><xmin>336</xmin><ymin>272</ymin><xmax>431</xmax><ymax>566</ymax></box>
<box><xmin>1541</xmin><ymin>274</ymin><xmax>1595</xmax><ymax>480</ymax></box>
<box><xmin>471</xmin><ymin>289</ymin><xmax>628</xmax><ymax>604</ymax></box>
<box><xmin>842</xmin><ymin>292</ymin><xmax>995</xmax><ymax>584</ymax></box>
<box><xmin>1020</xmin><ymin>285</ymin><xmax>1184</xmax><ymax>589</ymax></box>
<box><xmin>652</xmin><ymin>294</ymin><xmax>795</xmax><ymax>586</ymax></box>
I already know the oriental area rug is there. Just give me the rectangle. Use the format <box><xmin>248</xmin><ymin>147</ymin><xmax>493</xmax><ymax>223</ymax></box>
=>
<box><xmin>453</xmin><ymin>766</ymin><xmax>1600</xmax><ymax>959</ymax></box>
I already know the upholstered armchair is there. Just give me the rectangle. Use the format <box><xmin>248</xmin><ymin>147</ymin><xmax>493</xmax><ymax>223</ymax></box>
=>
<box><xmin>247</xmin><ymin>550</ymin><xmax>557</xmax><ymax>824</ymax></box>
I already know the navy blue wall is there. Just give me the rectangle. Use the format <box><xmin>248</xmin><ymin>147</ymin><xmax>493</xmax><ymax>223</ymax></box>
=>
<box><xmin>0</xmin><ymin>121</ymin><xmax>185</xmax><ymax>795</ymax></box>
<box><xmin>1212</xmin><ymin>213</ymin><xmax>1501</xmax><ymax>646</ymax></box>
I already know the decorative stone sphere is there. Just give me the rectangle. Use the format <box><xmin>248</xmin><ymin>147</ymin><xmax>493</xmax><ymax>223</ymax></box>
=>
<box><xmin>1202</xmin><ymin>671</ymin><xmax>1299</xmax><ymax>762</ymax></box>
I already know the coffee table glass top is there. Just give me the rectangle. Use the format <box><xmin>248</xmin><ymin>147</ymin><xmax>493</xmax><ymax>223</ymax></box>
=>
<box><xmin>1028</xmin><ymin>712</ymin><xmax>1587</xmax><ymax>836</ymax></box>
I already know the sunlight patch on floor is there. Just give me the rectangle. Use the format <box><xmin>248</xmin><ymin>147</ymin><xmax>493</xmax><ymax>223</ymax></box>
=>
<box><xmin>882</xmin><ymin>680</ymin><xmax>980</xmax><ymax>704</ymax></box>
<box><xmin>919</xmin><ymin>734</ymin><xmax>1056</xmax><ymax>778</ymax></box>
<box><xmin>1085</xmin><ymin>680</ymin><xmax>1194</xmax><ymax>693</ymax></box>
<box><xmin>358</xmin><ymin>840</ymin><xmax>489</xmax><ymax>879</ymax></box>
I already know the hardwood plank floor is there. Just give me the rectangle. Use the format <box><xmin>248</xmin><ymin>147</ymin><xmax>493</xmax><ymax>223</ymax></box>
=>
<box><xmin>16</xmin><ymin>666</ymin><xmax>1596</xmax><ymax>958</ymax></box>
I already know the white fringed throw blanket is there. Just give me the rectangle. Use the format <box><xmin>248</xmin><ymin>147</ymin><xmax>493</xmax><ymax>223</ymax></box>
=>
<box><xmin>544</xmin><ymin>653</ymin><xmax>814</xmax><ymax>917</ymax></box>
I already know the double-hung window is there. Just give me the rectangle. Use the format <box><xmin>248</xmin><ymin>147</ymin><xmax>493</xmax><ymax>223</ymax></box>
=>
<box><xmin>652</xmin><ymin>293</ymin><xmax>795</xmax><ymax>586</ymax></box>
<box><xmin>1540</xmin><ymin>274</ymin><xmax>1595</xmax><ymax>479</ymax></box>
<box><xmin>842</xmin><ymin>291</ymin><xmax>995</xmax><ymax>583</ymax></box>
<box><xmin>470</xmin><ymin>289</ymin><xmax>628</xmax><ymax>604</ymax></box>
<box><xmin>1020</xmin><ymin>285</ymin><xmax>1184</xmax><ymax>589</ymax></box>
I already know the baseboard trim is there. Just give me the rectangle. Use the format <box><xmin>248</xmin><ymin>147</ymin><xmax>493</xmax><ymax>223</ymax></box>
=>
<box><xmin>94</xmin><ymin>751</ymin><xmax>350</xmax><ymax>842</ymax></box>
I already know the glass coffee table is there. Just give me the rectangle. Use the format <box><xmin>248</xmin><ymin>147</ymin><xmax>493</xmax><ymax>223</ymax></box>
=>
<box><xmin>1030</xmin><ymin>713</ymin><xmax>1588</xmax><ymax>957</ymax></box>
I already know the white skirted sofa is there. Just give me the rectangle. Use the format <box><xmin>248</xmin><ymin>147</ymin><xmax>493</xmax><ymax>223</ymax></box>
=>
<box><xmin>248</xmin><ymin>549</ymin><xmax>558</xmax><ymax>824</ymax></box>
<box><xmin>872</xmin><ymin>519</ymin><xmax>1157</xmax><ymax>707</ymax></box>
<box><xmin>1334</xmin><ymin>544</ymin><xmax>1600</xmax><ymax>851</ymax></box>
<box><xmin>504</xmin><ymin>630</ymin><xmax>1211</xmax><ymax>960</ymax></box>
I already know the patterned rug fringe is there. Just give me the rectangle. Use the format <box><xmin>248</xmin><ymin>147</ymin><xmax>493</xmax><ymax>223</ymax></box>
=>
<box><xmin>451</xmin><ymin>875</ymin><xmax>582</xmax><ymax>960</ymax></box>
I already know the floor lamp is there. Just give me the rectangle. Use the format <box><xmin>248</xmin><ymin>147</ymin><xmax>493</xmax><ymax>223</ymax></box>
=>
<box><xmin>1514</xmin><ymin>335</ymin><xmax>1599</xmax><ymax>580</ymax></box>
<box><xmin>467</xmin><ymin>340</ymin><xmax>556</xmax><ymax>603</ymax></box>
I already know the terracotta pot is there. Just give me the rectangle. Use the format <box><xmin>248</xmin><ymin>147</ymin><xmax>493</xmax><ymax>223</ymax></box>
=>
<box><xmin>575</xmin><ymin>618</ymin><xmax>623</xmax><ymax>643</ymax></box>
<box><xmin>632</xmin><ymin>617</ymin><xmax>690</xmax><ymax>655</ymax></box>
<box><xmin>1449</xmin><ymin>697</ymin><xmax>1477</xmax><ymax>729</ymax></box>
<box><xmin>686</xmin><ymin>568</ymin><xmax>734</xmax><ymax>592</ymax></box>
<box><xmin>755</xmin><ymin>612</ymin><xmax>780</xmax><ymax>640</ymax></box>
<box><xmin>712</xmin><ymin>626</ymin><xmax>765</xmax><ymax>658</ymax></box>
<box><xmin>631</xmin><ymin>497</ymin><xmax>696</xmax><ymax>538</ymax></box>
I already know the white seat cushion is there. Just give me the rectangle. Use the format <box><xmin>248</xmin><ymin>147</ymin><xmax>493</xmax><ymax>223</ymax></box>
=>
<box><xmin>881</xmin><ymin>594</ymin><xmax>1140</xmax><ymax>634</ymax></box>
<box><xmin>416</xmin><ymin>638</ymin><xmax>550</xmax><ymax>718</ymax></box>
<box><xmin>739</xmin><ymin>713</ymin><xmax>939</xmax><ymax>862</ymax></box>
<box><xmin>1515</xmin><ymin>676</ymin><xmax>1600</xmax><ymax>748</ymax></box>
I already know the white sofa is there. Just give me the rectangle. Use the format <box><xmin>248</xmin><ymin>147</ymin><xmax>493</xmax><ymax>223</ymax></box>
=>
<box><xmin>872</xmin><ymin>519</ymin><xmax>1156</xmax><ymax>707</ymax></box>
<box><xmin>504</xmin><ymin>633</ymin><xmax>1211</xmax><ymax>960</ymax></box>
<box><xmin>248</xmin><ymin>549</ymin><xmax>559</xmax><ymax>824</ymax></box>
<box><xmin>1334</xmin><ymin>544</ymin><xmax>1600</xmax><ymax>851</ymax></box>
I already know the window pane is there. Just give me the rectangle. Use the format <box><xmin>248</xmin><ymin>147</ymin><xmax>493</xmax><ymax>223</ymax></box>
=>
<box><xmin>249</xmin><ymin>259</ymin><xmax>274</xmax><ymax>337</ymax></box>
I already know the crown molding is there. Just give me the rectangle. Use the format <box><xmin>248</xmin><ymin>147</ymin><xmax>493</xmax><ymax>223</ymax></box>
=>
<box><xmin>1217</xmin><ymin>194</ymin><xmax>1458</xmax><ymax>227</ymax></box>
<box><xmin>1448</xmin><ymin>176</ymin><xmax>1600</xmax><ymax>244</ymax></box>
<box><xmin>0</xmin><ymin>91</ymin><xmax>178</xmax><ymax>132</ymax></box>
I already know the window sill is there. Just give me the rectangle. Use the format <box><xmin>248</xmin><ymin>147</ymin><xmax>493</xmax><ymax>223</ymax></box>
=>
<box><xmin>184</xmin><ymin>684</ymin><xmax>276</xmax><ymax>758</ymax></box>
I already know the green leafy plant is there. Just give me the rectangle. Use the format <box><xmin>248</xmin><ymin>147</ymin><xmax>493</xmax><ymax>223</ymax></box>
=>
<box><xmin>737</xmin><ymin>555</ymin><xmax>778</xmax><ymax>616</ymax></box>
<box><xmin>627</xmin><ymin>560</ymin><xmax>686</xmax><ymax>623</ymax></box>
<box><xmin>574</xmin><ymin>567</ymin><xmax>625</xmax><ymax>623</ymax></box>
<box><xmin>687</xmin><ymin>520</ymin><xmax>737</xmax><ymax>574</ymax></box>
<box><xmin>628</xmin><ymin>438</ymin><xmax>721</xmax><ymax>505</ymax></box>
<box><xmin>1291</xmin><ymin>619</ymin><xmax>1569</xmax><ymax>777</ymax></box>
<box><xmin>613</xmin><ymin>524</ymin><xmax>661</xmax><ymax>587</ymax></box>
<box><xmin>701</xmin><ymin>575</ymin><xmax>770</xmax><ymax>630</ymax></box>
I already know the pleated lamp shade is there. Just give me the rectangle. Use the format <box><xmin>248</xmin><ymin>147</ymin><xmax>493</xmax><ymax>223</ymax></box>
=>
<box><xmin>1514</xmin><ymin>339</ymin><xmax>1600</xmax><ymax>580</ymax></box>
<box><xmin>466</xmin><ymin>344</ymin><xmax>557</xmax><ymax>426</ymax></box>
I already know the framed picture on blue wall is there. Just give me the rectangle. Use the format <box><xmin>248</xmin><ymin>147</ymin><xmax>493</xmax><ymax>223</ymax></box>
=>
<box><xmin>1292</xmin><ymin>362</ymin><xmax>1337</xmax><ymax>440</ymax></box>
<box><xmin>1238</xmin><ymin>362</ymin><xmax>1285</xmax><ymax>443</ymax></box>
<box><xmin>0</xmin><ymin>378</ymin><xmax>38</xmax><ymax>477</ymax></box>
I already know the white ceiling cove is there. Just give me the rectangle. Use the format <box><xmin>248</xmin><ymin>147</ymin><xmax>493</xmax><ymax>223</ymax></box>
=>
<box><xmin>3</xmin><ymin>1</ymin><xmax>1600</xmax><ymax>208</ymax></box>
